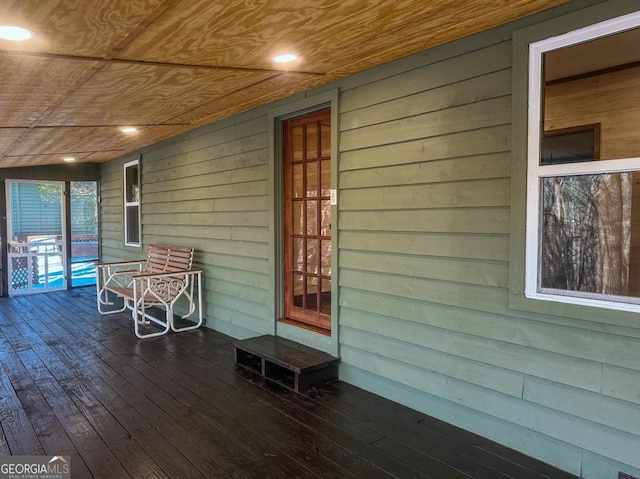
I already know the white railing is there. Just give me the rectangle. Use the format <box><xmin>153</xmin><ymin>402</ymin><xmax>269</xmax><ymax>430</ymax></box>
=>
<box><xmin>8</xmin><ymin>239</ymin><xmax>66</xmax><ymax>294</ymax></box>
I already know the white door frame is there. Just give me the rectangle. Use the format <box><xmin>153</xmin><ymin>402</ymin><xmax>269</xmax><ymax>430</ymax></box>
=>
<box><xmin>6</xmin><ymin>180</ymin><xmax>67</xmax><ymax>295</ymax></box>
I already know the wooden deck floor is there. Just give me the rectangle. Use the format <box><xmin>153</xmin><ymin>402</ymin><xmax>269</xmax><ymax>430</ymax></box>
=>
<box><xmin>0</xmin><ymin>288</ymin><xmax>578</xmax><ymax>479</ymax></box>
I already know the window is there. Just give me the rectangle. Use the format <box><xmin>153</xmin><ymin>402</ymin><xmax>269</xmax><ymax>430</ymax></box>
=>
<box><xmin>526</xmin><ymin>12</ymin><xmax>640</xmax><ymax>312</ymax></box>
<box><xmin>124</xmin><ymin>159</ymin><xmax>141</xmax><ymax>247</ymax></box>
<box><xmin>541</xmin><ymin>124</ymin><xmax>600</xmax><ymax>165</ymax></box>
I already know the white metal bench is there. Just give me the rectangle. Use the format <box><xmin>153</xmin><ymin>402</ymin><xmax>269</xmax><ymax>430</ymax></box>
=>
<box><xmin>95</xmin><ymin>244</ymin><xmax>203</xmax><ymax>338</ymax></box>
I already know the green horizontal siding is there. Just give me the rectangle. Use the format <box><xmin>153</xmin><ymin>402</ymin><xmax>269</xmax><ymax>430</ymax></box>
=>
<box><xmin>339</xmin><ymin>40</ymin><xmax>512</xmax><ymax>113</ymax></box>
<box><xmin>339</xmin><ymin>208</ymin><xmax>510</xmax><ymax>234</ymax></box>
<box><xmin>341</xmin><ymin>346</ymin><xmax>640</xmax><ymax>471</ymax></box>
<box><xmin>340</xmin><ymin>96</ymin><xmax>511</xmax><ymax>151</ymax></box>
<box><xmin>339</xmin><ymin>231</ymin><xmax>510</xmax><ymax>261</ymax></box>
<box><xmin>340</xmin><ymin>307</ymin><xmax>602</xmax><ymax>392</ymax></box>
<box><xmin>99</xmin><ymin>114</ymin><xmax>274</xmax><ymax>335</ymax></box>
<box><xmin>602</xmin><ymin>364</ymin><xmax>640</xmax><ymax>405</ymax></box>
<box><xmin>339</xmin><ymin>362</ymin><xmax>584</xmax><ymax>474</ymax></box>
<box><xmin>336</xmin><ymin>2</ymin><xmax>640</xmax><ymax>473</ymax></box>
<box><xmin>340</xmin><ymin>153</ymin><xmax>511</xmax><ymax>188</ymax></box>
<box><xmin>97</xmin><ymin>0</ymin><xmax>640</xmax><ymax>477</ymax></box>
<box><xmin>339</xmin><ymin>251</ymin><xmax>508</xmax><ymax>287</ymax></box>
<box><xmin>340</xmin><ymin>327</ymin><xmax>525</xmax><ymax>397</ymax></box>
<box><xmin>340</xmin><ymin>125</ymin><xmax>511</xmax><ymax>171</ymax></box>
<box><xmin>340</xmin><ymin>178</ymin><xmax>511</xmax><ymax>210</ymax></box>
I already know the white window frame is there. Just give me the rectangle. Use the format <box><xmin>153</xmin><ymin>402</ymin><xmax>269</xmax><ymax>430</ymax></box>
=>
<box><xmin>123</xmin><ymin>158</ymin><xmax>141</xmax><ymax>247</ymax></box>
<box><xmin>525</xmin><ymin>10</ymin><xmax>640</xmax><ymax>313</ymax></box>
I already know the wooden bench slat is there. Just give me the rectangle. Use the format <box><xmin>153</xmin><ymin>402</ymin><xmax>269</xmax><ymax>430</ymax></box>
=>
<box><xmin>142</xmin><ymin>245</ymin><xmax>193</xmax><ymax>275</ymax></box>
<box><xmin>147</xmin><ymin>255</ymin><xmax>191</xmax><ymax>264</ymax></box>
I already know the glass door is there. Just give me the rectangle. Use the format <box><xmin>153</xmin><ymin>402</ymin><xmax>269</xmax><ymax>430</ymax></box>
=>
<box><xmin>283</xmin><ymin>109</ymin><xmax>332</xmax><ymax>331</ymax></box>
<box><xmin>6</xmin><ymin>180</ymin><xmax>66</xmax><ymax>295</ymax></box>
<box><xmin>70</xmin><ymin>181</ymin><xmax>98</xmax><ymax>286</ymax></box>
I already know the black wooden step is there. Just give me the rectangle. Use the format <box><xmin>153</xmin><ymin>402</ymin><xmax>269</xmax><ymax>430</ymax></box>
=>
<box><xmin>234</xmin><ymin>335</ymin><xmax>339</xmax><ymax>393</ymax></box>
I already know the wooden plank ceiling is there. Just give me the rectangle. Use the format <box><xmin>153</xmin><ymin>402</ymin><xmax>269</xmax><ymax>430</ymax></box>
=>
<box><xmin>0</xmin><ymin>0</ymin><xmax>568</xmax><ymax>167</ymax></box>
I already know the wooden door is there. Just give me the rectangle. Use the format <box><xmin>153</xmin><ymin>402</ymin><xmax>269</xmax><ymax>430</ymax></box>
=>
<box><xmin>283</xmin><ymin>109</ymin><xmax>331</xmax><ymax>331</ymax></box>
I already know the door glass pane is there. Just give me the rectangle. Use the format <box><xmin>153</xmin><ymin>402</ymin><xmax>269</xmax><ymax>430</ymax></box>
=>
<box><xmin>306</xmin><ymin>276</ymin><xmax>318</xmax><ymax>310</ymax></box>
<box><xmin>306</xmin><ymin>123</ymin><xmax>318</xmax><ymax>159</ymax></box>
<box><xmin>306</xmin><ymin>239</ymin><xmax>318</xmax><ymax>274</ymax></box>
<box><xmin>292</xmin><ymin>163</ymin><xmax>304</xmax><ymax>198</ymax></box>
<box><xmin>320</xmin><ymin>240</ymin><xmax>331</xmax><ymax>276</ymax></box>
<box><xmin>292</xmin><ymin>237</ymin><xmax>304</xmax><ymax>271</ymax></box>
<box><xmin>292</xmin><ymin>201</ymin><xmax>304</xmax><ymax>235</ymax></box>
<box><xmin>307</xmin><ymin>162</ymin><xmax>318</xmax><ymax>197</ymax></box>
<box><xmin>306</xmin><ymin>200</ymin><xmax>317</xmax><ymax>235</ymax></box>
<box><xmin>70</xmin><ymin>181</ymin><xmax>98</xmax><ymax>286</ymax></box>
<box><xmin>320</xmin><ymin>200</ymin><xmax>331</xmax><ymax>237</ymax></box>
<box><xmin>293</xmin><ymin>273</ymin><xmax>304</xmax><ymax>307</ymax></box>
<box><xmin>320</xmin><ymin>159</ymin><xmax>331</xmax><ymax>197</ymax></box>
<box><xmin>291</xmin><ymin>126</ymin><xmax>304</xmax><ymax>160</ymax></box>
<box><xmin>320</xmin><ymin>120</ymin><xmax>331</xmax><ymax>157</ymax></box>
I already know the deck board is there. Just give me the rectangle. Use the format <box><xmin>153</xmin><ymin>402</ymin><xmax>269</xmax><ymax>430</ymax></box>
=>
<box><xmin>0</xmin><ymin>288</ymin><xmax>579</xmax><ymax>479</ymax></box>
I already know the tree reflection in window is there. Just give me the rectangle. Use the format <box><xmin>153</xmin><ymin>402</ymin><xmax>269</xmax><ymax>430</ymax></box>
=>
<box><xmin>541</xmin><ymin>172</ymin><xmax>635</xmax><ymax>298</ymax></box>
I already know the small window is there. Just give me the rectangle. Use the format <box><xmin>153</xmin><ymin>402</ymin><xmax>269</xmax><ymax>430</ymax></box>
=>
<box><xmin>526</xmin><ymin>12</ymin><xmax>640</xmax><ymax>311</ymax></box>
<box><xmin>541</xmin><ymin>124</ymin><xmax>600</xmax><ymax>165</ymax></box>
<box><xmin>124</xmin><ymin>159</ymin><xmax>141</xmax><ymax>247</ymax></box>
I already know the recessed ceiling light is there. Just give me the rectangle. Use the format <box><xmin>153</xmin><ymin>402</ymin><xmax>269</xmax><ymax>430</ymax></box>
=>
<box><xmin>274</xmin><ymin>53</ymin><xmax>298</xmax><ymax>63</ymax></box>
<box><xmin>0</xmin><ymin>25</ymin><xmax>32</xmax><ymax>41</ymax></box>
<box><xmin>62</xmin><ymin>157</ymin><xmax>76</xmax><ymax>163</ymax></box>
<box><xmin>120</xmin><ymin>126</ymin><xmax>137</xmax><ymax>134</ymax></box>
